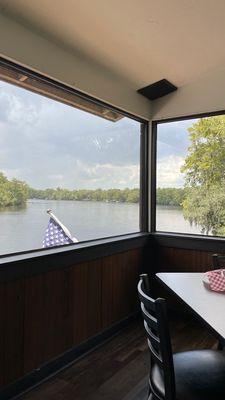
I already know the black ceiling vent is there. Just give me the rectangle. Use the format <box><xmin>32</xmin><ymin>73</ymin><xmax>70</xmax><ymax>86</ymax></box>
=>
<box><xmin>137</xmin><ymin>79</ymin><xmax>177</xmax><ymax>100</ymax></box>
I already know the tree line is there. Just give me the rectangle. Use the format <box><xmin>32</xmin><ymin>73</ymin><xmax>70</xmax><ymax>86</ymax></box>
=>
<box><xmin>28</xmin><ymin>187</ymin><xmax>140</xmax><ymax>203</ymax></box>
<box><xmin>156</xmin><ymin>187</ymin><xmax>186</xmax><ymax>207</ymax></box>
<box><xmin>29</xmin><ymin>187</ymin><xmax>187</xmax><ymax>205</ymax></box>
<box><xmin>0</xmin><ymin>174</ymin><xmax>186</xmax><ymax>207</ymax></box>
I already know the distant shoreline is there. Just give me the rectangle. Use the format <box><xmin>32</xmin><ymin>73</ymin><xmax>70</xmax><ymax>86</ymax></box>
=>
<box><xmin>28</xmin><ymin>198</ymin><xmax>183</xmax><ymax>207</ymax></box>
<box><xmin>0</xmin><ymin>169</ymin><xmax>186</xmax><ymax>208</ymax></box>
<box><xmin>28</xmin><ymin>187</ymin><xmax>185</xmax><ymax>206</ymax></box>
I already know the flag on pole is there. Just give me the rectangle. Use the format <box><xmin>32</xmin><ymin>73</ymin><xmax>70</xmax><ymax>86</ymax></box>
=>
<box><xmin>43</xmin><ymin>209</ymin><xmax>78</xmax><ymax>248</ymax></box>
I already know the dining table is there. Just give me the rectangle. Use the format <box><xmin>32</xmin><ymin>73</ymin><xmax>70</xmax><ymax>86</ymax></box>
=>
<box><xmin>156</xmin><ymin>272</ymin><xmax>225</xmax><ymax>342</ymax></box>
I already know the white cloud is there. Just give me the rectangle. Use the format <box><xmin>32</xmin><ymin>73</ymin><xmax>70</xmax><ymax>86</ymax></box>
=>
<box><xmin>61</xmin><ymin>161</ymin><xmax>140</xmax><ymax>189</ymax></box>
<box><xmin>157</xmin><ymin>155</ymin><xmax>185</xmax><ymax>188</ymax></box>
<box><xmin>2</xmin><ymin>168</ymin><xmax>24</xmax><ymax>180</ymax></box>
<box><xmin>0</xmin><ymin>80</ymin><xmax>140</xmax><ymax>189</ymax></box>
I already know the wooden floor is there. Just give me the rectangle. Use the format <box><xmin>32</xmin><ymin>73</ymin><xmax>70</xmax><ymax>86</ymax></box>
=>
<box><xmin>22</xmin><ymin>314</ymin><xmax>217</xmax><ymax>400</ymax></box>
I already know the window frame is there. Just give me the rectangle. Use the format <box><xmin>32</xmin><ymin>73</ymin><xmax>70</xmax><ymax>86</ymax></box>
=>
<box><xmin>0</xmin><ymin>57</ymin><xmax>149</xmax><ymax>259</ymax></box>
<box><xmin>151</xmin><ymin>110</ymin><xmax>225</xmax><ymax>245</ymax></box>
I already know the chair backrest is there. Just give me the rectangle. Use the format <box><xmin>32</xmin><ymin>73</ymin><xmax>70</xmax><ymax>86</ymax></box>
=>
<box><xmin>138</xmin><ymin>274</ymin><xmax>175</xmax><ymax>400</ymax></box>
<box><xmin>212</xmin><ymin>254</ymin><xmax>225</xmax><ymax>269</ymax></box>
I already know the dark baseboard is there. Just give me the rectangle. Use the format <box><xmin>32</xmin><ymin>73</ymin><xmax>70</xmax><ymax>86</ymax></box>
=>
<box><xmin>1</xmin><ymin>313</ymin><xmax>139</xmax><ymax>400</ymax></box>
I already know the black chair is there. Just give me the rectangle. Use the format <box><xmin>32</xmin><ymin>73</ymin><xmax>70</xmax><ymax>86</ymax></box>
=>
<box><xmin>212</xmin><ymin>253</ymin><xmax>225</xmax><ymax>269</ymax></box>
<box><xmin>138</xmin><ymin>274</ymin><xmax>225</xmax><ymax>400</ymax></box>
<box><xmin>212</xmin><ymin>254</ymin><xmax>225</xmax><ymax>349</ymax></box>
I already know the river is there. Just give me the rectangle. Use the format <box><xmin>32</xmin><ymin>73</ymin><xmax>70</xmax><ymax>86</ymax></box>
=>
<box><xmin>0</xmin><ymin>200</ymin><xmax>202</xmax><ymax>256</ymax></box>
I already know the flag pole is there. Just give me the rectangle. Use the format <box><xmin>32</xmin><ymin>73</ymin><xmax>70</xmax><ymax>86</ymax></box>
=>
<box><xmin>47</xmin><ymin>209</ymin><xmax>78</xmax><ymax>243</ymax></box>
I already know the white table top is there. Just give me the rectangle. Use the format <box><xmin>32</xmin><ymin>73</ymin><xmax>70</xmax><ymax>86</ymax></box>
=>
<box><xmin>156</xmin><ymin>272</ymin><xmax>225</xmax><ymax>340</ymax></box>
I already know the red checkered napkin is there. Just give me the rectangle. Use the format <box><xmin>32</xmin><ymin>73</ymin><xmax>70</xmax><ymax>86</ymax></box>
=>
<box><xmin>206</xmin><ymin>269</ymin><xmax>225</xmax><ymax>292</ymax></box>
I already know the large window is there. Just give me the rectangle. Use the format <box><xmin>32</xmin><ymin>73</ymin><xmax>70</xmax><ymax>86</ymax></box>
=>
<box><xmin>0</xmin><ymin>62</ymin><xmax>143</xmax><ymax>256</ymax></box>
<box><xmin>156</xmin><ymin>114</ymin><xmax>225</xmax><ymax>237</ymax></box>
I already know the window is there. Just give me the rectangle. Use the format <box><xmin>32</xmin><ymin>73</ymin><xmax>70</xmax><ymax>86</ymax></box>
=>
<box><xmin>0</xmin><ymin>61</ymin><xmax>143</xmax><ymax>256</ymax></box>
<box><xmin>155</xmin><ymin>114</ymin><xmax>225</xmax><ymax>237</ymax></box>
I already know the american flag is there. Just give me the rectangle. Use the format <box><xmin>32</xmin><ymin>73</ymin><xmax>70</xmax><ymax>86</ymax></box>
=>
<box><xmin>43</xmin><ymin>210</ymin><xmax>78</xmax><ymax>248</ymax></box>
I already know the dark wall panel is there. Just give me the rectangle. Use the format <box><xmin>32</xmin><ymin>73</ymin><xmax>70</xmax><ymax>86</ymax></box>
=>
<box><xmin>72</xmin><ymin>260</ymin><xmax>102</xmax><ymax>344</ymax></box>
<box><xmin>102</xmin><ymin>249</ymin><xmax>141</xmax><ymax>328</ymax></box>
<box><xmin>154</xmin><ymin>244</ymin><xmax>215</xmax><ymax>311</ymax></box>
<box><xmin>0</xmin><ymin>247</ymin><xmax>143</xmax><ymax>388</ymax></box>
<box><xmin>24</xmin><ymin>268</ymin><xmax>74</xmax><ymax>373</ymax></box>
<box><xmin>156</xmin><ymin>246</ymin><xmax>213</xmax><ymax>273</ymax></box>
<box><xmin>0</xmin><ymin>280</ymin><xmax>24</xmax><ymax>386</ymax></box>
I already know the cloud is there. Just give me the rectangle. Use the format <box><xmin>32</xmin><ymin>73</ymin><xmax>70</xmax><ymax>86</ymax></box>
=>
<box><xmin>157</xmin><ymin>155</ymin><xmax>185</xmax><ymax>188</ymax></box>
<box><xmin>157</xmin><ymin>119</ymin><xmax>196</xmax><ymax>159</ymax></box>
<box><xmin>156</xmin><ymin>119</ymin><xmax>200</xmax><ymax>188</ymax></box>
<box><xmin>0</xmin><ymin>80</ymin><xmax>140</xmax><ymax>189</ymax></box>
<box><xmin>70</xmin><ymin>161</ymin><xmax>140</xmax><ymax>189</ymax></box>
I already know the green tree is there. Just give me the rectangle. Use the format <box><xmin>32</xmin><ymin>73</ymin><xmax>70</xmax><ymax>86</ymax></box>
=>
<box><xmin>156</xmin><ymin>188</ymin><xmax>186</xmax><ymax>207</ymax></box>
<box><xmin>28</xmin><ymin>187</ymin><xmax>141</xmax><ymax>203</ymax></box>
<box><xmin>181</xmin><ymin>116</ymin><xmax>225</xmax><ymax>235</ymax></box>
<box><xmin>0</xmin><ymin>173</ymin><xmax>28</xmax><ymax>208</ymax></box>
<box><xmin>9</xmin><ymin>178</ymin><xmax>29</xmax><ymax>206</ymax></box>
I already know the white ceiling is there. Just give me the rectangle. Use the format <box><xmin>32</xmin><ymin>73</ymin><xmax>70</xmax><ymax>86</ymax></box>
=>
<box><xmin>1</xmin><ymin>0</ymin><xmax>225</xmax><ymax>90</ymax></box>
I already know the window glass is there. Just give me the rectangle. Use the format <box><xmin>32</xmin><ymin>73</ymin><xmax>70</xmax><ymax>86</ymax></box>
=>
<box><xmin>0</xmin><ymin>77</ymin><xmax>141</xmax><ymax>255</ymax></box>
<box><xmin>156</xmin><ymin>115</ymin><xmax>225</xmax><ymax>236</ymax></box>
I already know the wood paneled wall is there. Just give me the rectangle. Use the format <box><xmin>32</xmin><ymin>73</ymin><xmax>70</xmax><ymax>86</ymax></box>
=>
<box><xmin>0</xmin><ymin>248</ymin><xmax>142</xmax><ymax>387</ymax></box>
<box><xmin>154</xmin><ymin>244</ymin><xmax>216</xmax><ymax>310</ymax></box>
<box><xmin>156</xmin><ymin>246</ymin><xmax>214</xmax><ymax>273</ymax></box>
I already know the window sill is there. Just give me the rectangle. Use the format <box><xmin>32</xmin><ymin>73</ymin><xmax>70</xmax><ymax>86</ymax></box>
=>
<box><xmin>0</xmin><ymin>232</ymin><xmax>149</xmax><ymax>282</ymax></box>
<box><xmin>151</xmin><ymin>231</ymin><xmax>225</xmax><ymax>252</ymax></box>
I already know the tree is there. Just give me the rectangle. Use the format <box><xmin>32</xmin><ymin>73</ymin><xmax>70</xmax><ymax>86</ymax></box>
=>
<box><xmin>181</xmin><ymin>116</ymin><xmax>225</xmax><ymax>235</ymax></box>
<box><xmin>181</xmin><ymin>116</ymin><xmax>225</xmax><ymax>187</ymax></box>
<box><xmin>182</xmin><ymin>185</ymin><xmax>225</xmax><ymax>235</ymax></box>
<box><xmin>156</xmin><ymin>188</ymin><xmax>186</xmax><ymax>207</ymax></box>
<box><xmin>9</xmin><ymin>178</ymin><xmax>29</xmax><ymax>206</ymax></box>
<box><xmin>0</xmin><ymin>172</ymin><xmax>28</xmax><ymax>208</ymax></box>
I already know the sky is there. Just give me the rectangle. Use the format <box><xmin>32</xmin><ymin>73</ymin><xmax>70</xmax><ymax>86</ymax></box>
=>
<box><xmin>157</xmin><ymin>119</ymin><xmax>196</xmax><ymax>188</ymax></box>
<box><xmin>0</xmin><ymin>80</ymin><xmax>140</xmax><ymax>190</ymax></box>
<box><xmin>0</xmin><ymin>79</ymin><xmax>197</xmax><ymax>190</ymax></box>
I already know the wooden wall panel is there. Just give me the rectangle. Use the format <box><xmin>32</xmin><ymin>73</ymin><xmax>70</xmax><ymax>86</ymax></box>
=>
<box><xmin>0</xmin><ymin>246</ymin><xmax>143</xmax><ymax>388</ymax></box>
<box><xmin>157</xmin><ymin>246</ymin><xmax>214</xmax><ymax>273</ymax></box>
<box><xmin>72</xmin><ymin>260</ymin><xmax>102</xmax><ymax>344</ymax></box>
<box><xmin>0</xmin><ymin>280</ymin><xmax>24</xmax><ymax>386</ymax></box>
<box><xmin>24</xmin><ymin>260</ymin><xmax>103</xmax><ymax>373</ymax></box>
<box><xmin>102</xmin><ymin>249</ymin><xmax>141</xmax><ymax>328</ymax></box>
<box><xmin>154</xmin><ymin>245</ymin><xmax>215</xmax><ymax>310</ymax></box>
<box><xmin>24</xmin><ymin>268</ymin><xmax>74</xmax><ymax>373</ymax></box>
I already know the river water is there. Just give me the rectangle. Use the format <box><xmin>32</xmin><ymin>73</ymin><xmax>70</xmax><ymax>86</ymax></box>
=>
<box><xmin>0</xmin><ymin>200</ymin><xmax>202</xmax><ymax>256</ymax></box>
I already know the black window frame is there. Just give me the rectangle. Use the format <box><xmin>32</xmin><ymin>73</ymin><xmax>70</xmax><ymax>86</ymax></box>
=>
<box><xmin>0</xmin><ymin>57</ymin><xmax>149</xmax><ymax>261</ymax></box>
<box><xmin>151</xmin><ymin>110</ymin><xmax>225</xmax><ymax>251</ymax></box>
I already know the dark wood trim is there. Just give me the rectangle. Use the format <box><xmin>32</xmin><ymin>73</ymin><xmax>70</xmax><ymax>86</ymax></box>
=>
<box><xmin>0</xmin><ymin>233</ymin><xmax>149</xmax><ymax>282</ymax></box>
<box><xmin>0</xmin><ymin>313</ymin><xmax>139</xmax><ymax>400</ymax></box>
<box><xmin>140</xmin><ymin>123</ymin><xmax>149</xmax><ymax>231</ymax></box>
<box><xmin>152</xmin><ymin>232</ymin><xmax>225</xmax><ymax>252</ymax></box>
